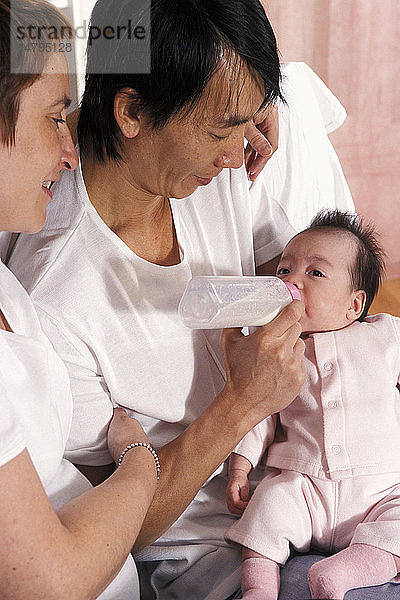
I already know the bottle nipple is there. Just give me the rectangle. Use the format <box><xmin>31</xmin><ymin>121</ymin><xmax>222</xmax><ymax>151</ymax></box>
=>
<box><xmin>284</xmin><ymin>282</ymin><xmax>301</xmax><ymax>301</ymax></box>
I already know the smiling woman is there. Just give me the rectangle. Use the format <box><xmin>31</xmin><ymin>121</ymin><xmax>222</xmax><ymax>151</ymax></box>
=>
<box><xmin>0</xmin><ymin>0</ymin><xmax>77</xmax><ymax>231</ymax></box>
<box><xmin>0</xmin><ymin>51</ymin><xmax>78</xmax><ymax>232</ymax></box>
<box><xmin>0</xmin><ymin>1</ymin><xmax>160</xmax><ymax>599</ymax></box>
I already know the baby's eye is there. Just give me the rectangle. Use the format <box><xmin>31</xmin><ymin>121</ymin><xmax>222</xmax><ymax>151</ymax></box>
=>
<box><xmin>308</xmin><ymin>269</ymin><xmax>325</xmax><ymax>277</ymax></box>
<box><xmin>277</xmin><ymin>267</ymin><xmax>290</xmax><ymax>275</ymax></box>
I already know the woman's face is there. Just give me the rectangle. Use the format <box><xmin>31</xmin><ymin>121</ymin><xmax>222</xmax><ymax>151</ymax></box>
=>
<box><xmin>123</xmin><ymin>68</ymin><xmax>265</xmax><ymax>200</ymax></box>
<box><xmin>0</xmin><ymin>51</ymin><xmax>78</xmax><ymax>233</ymax></box>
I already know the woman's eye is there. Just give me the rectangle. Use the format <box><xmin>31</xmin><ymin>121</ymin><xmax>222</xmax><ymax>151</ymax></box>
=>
<box><xmin>52</xmin><ymin>117</ymin><xmax>66</xmax><ymax>129</ymax></box>
<box><xmin>277</xmin><ymin>268</ymin><xmax>290</xmax><ymax>275</ymax></box>
<box><xmin>309</xmin><ymin>269</ymin><xmax>324</xmax><ymax>277</ymax></box>
<box><xmin>210</xmin><ymin>132</ymin><xmax>229</xmax><ymax>141</ymax></box>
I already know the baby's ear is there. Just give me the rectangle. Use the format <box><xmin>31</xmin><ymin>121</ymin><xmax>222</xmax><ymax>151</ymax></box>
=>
<box><xmin>347</xmin><ymin>290</ymin><xmax>366</xmax><ymax>321</ymax></box>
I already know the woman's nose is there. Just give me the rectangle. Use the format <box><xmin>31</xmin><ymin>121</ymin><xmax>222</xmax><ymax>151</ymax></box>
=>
<box><xmin>59</xmin><ymin>124</ymin><xmax>79</xmax><ymax>171</ymax></box>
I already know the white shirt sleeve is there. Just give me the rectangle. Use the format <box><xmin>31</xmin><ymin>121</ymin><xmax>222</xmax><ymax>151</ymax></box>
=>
<box><xmin>35</xmin><ymin>306</ymin><xmax>114</xmax><ymax>466</ymax></box>
<box><xmin>250</xmin><ymin>62</ymin><xmax>355</xmax><ymax>267</ymax></box>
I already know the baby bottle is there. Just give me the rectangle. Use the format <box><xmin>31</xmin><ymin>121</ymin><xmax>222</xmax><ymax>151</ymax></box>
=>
<box><xmin>178</xmin><ymin>276</ymin><xmax>301</xmax><ymax>329</ymax></box>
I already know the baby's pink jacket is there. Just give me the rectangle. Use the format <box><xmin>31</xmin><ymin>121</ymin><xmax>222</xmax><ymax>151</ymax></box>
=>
<box><xmin>235</xmin><ymin>313</ymin><xmax>400</xmax><ymax>480</ymax></box>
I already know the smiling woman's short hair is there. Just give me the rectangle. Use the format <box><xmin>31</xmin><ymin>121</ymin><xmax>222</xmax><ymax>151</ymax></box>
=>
<box><xmin>0</xmin><ymin>0</ymin><xmax>72</xmax><ymax>146</ymax></box>
<box><xmin>78</xmin><ymin>0</ymin><xmax>283</xmax><ymax>163</ymax></box>
<box><xmin>307</xmin><ymin>209</ymin><xmax>386</xmax><ymax>321</ymax></box>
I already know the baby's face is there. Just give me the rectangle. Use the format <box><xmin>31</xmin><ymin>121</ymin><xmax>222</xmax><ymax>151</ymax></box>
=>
<box><xmin>276</xmin><ymin>229</ymin><xmax>364</xmax><ymax>335</ymax></box>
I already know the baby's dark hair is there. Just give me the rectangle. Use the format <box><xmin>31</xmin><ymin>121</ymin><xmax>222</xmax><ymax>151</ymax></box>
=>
<box><xmin>307</xmin><ymin>209</ymin><xmax>386</xmax><ymax>321</ymax></box>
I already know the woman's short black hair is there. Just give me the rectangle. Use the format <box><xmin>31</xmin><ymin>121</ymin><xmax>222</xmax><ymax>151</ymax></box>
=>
<box><xmin>78</xmin><ymin>0</ymin><xmax>283</xmax><ymax>163</ymax></box>
<box><xmin>308</xmin><ymin>209</ymin><xmax>386</xmax><ymax>321</ymax></box>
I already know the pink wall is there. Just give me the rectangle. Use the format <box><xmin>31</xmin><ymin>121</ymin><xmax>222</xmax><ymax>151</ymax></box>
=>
<box><xmin>263</xmin><ymin>0</ymin><xmax>400</xmax><ymax>279</ymax></box>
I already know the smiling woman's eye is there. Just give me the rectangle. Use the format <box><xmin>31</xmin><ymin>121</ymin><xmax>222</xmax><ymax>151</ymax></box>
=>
<box><xmin>308</xmin><ymin>269</ymin><xmax>325</xmax><ymax>277</ymax></box>
<box><xmin>277</xmin><ymin>267</ymin><xmax>290</xmax><ymax>275</ymax></box>
<box><xmin>52</xmin><ymin>117</ymin><xmax>66</xmax><ymax>129</ymax></box>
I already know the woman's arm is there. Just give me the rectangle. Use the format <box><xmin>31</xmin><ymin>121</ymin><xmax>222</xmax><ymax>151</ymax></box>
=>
<box><xmin>133</xmin><ymin>300</ymin><xmax>305</xmax><ymax>551</ymax></box>
<box><xmin>0</xmin><ymin>411</ymin><xmax>156</xmax><ymax>600</ymax></box>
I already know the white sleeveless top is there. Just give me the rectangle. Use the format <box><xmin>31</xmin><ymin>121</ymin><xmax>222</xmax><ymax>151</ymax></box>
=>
<box><xmin>0</xmin><ymin>260</ymin><xmax>139</xmax><ymax>599</ymax></box>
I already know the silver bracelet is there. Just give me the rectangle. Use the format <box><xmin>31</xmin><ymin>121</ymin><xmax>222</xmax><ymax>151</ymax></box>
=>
<box><xmin>118</xmin><ymin>442</ymin><xmax>160</xmax><ymax>480</ymax></box>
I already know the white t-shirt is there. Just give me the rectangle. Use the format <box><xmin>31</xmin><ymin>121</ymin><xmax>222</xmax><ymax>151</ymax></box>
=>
<box><xmin>0</xmin><ymin>260</ymin><xmax>139</xmax><ymax>599</ymax></box>
<box><xmin>6</xmin><ymin>62</ymin><xmax>354</xmax><ymax>566</ymax></box>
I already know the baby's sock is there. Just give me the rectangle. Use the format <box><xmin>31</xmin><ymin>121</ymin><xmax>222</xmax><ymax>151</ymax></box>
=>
<box><xmin>241</xmin><ymin>557</ymin><xmax>280</xmax><ymax>600</ymax></box>
<box><xmin>307</xmin><ymin>543</ymin><xmax>398</xmax><ymax>600</ymax></box>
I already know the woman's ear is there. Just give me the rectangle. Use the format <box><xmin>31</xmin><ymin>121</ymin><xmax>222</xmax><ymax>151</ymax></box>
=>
<box><xmin>114</xmin><ymin>89</ymin><xmax>140</xmax><ymax>138</ymax></box>
<box><xmin>347</xmin><ymin>290</ymin><xmax>366</xmax><ymax>321</ymax></box>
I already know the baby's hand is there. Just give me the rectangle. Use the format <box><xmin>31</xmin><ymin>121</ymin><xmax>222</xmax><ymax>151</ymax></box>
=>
<box><xmin>226</xmin><ymin>469</ymin><xmax>250</xmax><ymax>515</ymax></box>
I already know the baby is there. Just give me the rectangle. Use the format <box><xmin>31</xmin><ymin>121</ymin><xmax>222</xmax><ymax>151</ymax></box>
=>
<box><xmin>225</xmin><ymin>209</ymin><xmax>400</xmax><ymax>599</ymax></box>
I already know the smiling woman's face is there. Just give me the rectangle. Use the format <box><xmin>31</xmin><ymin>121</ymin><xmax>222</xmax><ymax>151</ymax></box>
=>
<box><xmin>0</xmin><ymin>51</ymin><xmax>78</xmax><ymax>233</ymax></box>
